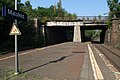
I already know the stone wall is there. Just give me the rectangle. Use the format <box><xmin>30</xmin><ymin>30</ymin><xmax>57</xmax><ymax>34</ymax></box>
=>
<box><xmin>105</xmin><ymin>18</ymin><xmax>120</xmax><ymax>49</ymax></box>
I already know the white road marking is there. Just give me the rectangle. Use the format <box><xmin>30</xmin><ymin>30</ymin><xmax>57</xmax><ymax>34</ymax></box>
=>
<box><xmin>114</xmin><ymin>72</ymin><xmax>120</xmax><ymax>75</ymax></box>
<box><xmin>93</xmin><ymin>45</ymin><xmax>120</xmax><ymax>80</ymax></box>
<box><xmin>0</xmin><ymin>55</ymin><xmax>15</xmax><ymax>61</ymax></box>
<box><xmin>0</xmin><ymin>42</ymin><xmax>68</xmax><ymax>61</ymax></box>
<box><xmin>88</xmin><ymin>44</ymin><xmax>104</xmax><ymax>80</ymax></box>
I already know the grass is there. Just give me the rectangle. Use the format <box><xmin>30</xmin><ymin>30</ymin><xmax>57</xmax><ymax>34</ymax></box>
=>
<box><xmin>0</xmin><ymin>68</ymin><xmax>56</xmax><ymax>80</ymax></box>
<box><xmin>0</xmin><ymin>69</ymin><xmax>42</xmax><ymax>80</ymax></box>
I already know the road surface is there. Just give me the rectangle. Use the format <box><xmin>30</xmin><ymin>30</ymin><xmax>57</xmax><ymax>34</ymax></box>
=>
<box><xmin>0</xmin><ymin>42</ymin><xmax>119</xmax><ymax>80</ymax></box>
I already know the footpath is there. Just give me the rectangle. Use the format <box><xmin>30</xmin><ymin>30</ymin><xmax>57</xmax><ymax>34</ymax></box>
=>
<box><xmin>0</xmin><ymin>43</ymin><xmax>93</xmax><ymax>80</ymax></box>
<box><xmin>102</xmin><ymin>44</ymin><xmax>120</xmax><ymax>57</ymax></box>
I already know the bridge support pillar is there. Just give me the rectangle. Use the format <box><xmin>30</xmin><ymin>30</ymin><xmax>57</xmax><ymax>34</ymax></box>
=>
<box><xmin>73</xmin><ymin>25</ymin><xmax>81</xmax><ymax>42</ymax></box>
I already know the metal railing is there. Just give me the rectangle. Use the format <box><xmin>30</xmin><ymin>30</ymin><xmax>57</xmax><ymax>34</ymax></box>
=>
<box><xmin>77</xmin><ymin>16</ymin><xmax>108</xmax><ymax>21</ymax></box>
<box><xmin>39</xmin><ymin>16</ymin><xmax>108</xmax><ymax>21</ymax></box>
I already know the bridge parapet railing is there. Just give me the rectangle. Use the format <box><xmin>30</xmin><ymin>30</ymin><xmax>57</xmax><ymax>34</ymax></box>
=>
<box><xmin>77</xmin><ymin>16</ymin><xmax>108</xmax><ymax>21</ymax></box>
<box><xmin>41</xmin><ymin>16</ymin><xmax>108</xmax><ymax>22</ymax></box>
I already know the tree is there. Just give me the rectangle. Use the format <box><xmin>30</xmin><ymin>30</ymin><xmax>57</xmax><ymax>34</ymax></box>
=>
<box><xmin>107</xmin><ymin>0</ymin><xmax>120</xmax><ymax>28</ymax></box>
<box><xmin>23</xmin><ymin>0</ymin><xmax>33</xmax><ymax>18</ymax></box>
<box><xmin>0</xmin><ymin>0</ymin><xmax>78</xmax><ymax>53</ymax></box>
<box><xmin>0</xmin><ymin>0</ymin><xmax>14</xmax><ymax>19</ymax></box>
<box><xmin>93</xmin><ymin>16</ymin><xmax>97</xmax><ymax>21</ymax></box>
<box><xmin>98</xmin><ymin>14</ymin><xmax>102</xmax><ymax>20</ymax></box>
<box><xmin>54</xmin><ymin>4</ymin><xmax>57</xmax><ymax>15</ymax></box>
<box><xmin>85</xmin><ymin>30</ymin><xmax>96</xmax><ymax>41</ymax></box>
<box><xmin>107</xmin><ymin>0</ymin><xmax>120</xmax><ymax>18</ymax></box>
<box><xmin>57</xmin><ymin>0</ymin><xmax>62</xmax><ymax>17</ymax></box>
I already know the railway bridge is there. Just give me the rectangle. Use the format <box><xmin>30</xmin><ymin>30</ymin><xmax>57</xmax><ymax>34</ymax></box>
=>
<box><xmin>37</xmin><ymin>16</ymin><xmax>108</xmax><ymax>45</ymax></box>
<box><xmin>1</xmin><ymin>16</ymin><xmax>120</xmax><ymax>80</ymax></box>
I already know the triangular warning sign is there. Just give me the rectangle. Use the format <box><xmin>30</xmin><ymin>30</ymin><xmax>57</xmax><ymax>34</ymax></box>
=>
<box><xmin>9</xmin><ymin>23</ymin><xmax>21</xmax><ymax>35</ymax></box>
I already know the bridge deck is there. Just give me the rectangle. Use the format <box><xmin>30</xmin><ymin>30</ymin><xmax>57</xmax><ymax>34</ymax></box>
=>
<box><xmin>47</xmin><ymin>21</ymin><xmax>107</xmax><ymax>26</ymax></box>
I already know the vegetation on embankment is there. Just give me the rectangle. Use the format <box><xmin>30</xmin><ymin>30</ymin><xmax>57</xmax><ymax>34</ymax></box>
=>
<box><xmin>105</xmin><ymin>0</ymin><xmax>120</xmax><ymax>49</ymax></box>
<box><xmin>0</xmin><ymin>0</ymin><xmax>77</xmax><ymax>54</ymax></box>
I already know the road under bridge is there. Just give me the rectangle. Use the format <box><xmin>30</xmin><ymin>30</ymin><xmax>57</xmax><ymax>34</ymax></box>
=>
<box><xmin>44</xmin><ymin>21</ymin><xmax>107</xmax><ymax>45</ymax></box>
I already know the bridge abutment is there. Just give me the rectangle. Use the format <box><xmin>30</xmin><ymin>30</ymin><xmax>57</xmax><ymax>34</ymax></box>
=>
<box><xmin>73</xmin><ymin>25</ymin><xmax>81</xmax><ymax>42</ymax></box>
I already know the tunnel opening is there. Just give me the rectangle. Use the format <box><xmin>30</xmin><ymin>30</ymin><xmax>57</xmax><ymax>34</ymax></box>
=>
<box><xmin>45</xmin><ymin>26</ymin><xmax>74</xmax><ymax>45</ymax></box>
<box><xmin>63</xmin><ymin>29</ymin><xmax>74</xmax><ymax>42</ymax></box>
<box><xmin>84</xmin><ymin>30</ymin><xmax>102</xmax><ymax>43</ymax></box>
<box><xmin>81</xmin><ymin>26</ymin><xmax>107</xmax><ymax>43</ymax></box>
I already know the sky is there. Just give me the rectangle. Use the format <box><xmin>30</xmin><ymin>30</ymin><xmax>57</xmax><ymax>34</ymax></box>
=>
<box><xmin>21</xmin><ymin>0</ymin><xmax>109</xmax><ymax>16</ymax></box>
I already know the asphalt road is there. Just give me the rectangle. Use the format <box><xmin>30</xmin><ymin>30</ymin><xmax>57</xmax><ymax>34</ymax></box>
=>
<box><xmin>0</xmin><ymin>42</ymin><xmax>119</xmax><ymax>80</ymax></box>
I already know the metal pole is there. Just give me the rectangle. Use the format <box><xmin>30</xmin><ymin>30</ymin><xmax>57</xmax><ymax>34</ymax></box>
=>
<box><xmin>14</xmin><ymin>0</ymin><xmax>19</xmax><ymax>75</ymax></box>
<box><xmin>14</xmin><ymin>35</ymin><xmax>19</xmax><ymax>75</ymax></box>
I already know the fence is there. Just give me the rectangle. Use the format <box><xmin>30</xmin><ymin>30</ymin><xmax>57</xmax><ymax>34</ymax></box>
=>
<box><xmin>38</xmin><ymin>16</ymin><xmax>108</xmax><ymax>21</ymax></box>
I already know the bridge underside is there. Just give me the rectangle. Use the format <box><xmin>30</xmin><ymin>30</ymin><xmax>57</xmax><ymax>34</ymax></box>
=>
<box><xmin>80</xmin><ymin>25</ymin><xmax>107</xmax><ymax>43</ymax></box>
<box><xmin>45</xmin><ymin>26</ymin><xmax>74</xmax><ymax>45</ymax></box>
<box><xmin>44</xmin><ymin>25</ymin><xmax>107</xmax><ymax>45</ymax></box>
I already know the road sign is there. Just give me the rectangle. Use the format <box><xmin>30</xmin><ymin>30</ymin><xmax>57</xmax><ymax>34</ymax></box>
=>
<box><xmin>9</xmin><ymin>23</ymin><xmax>21</xmax><ymax>35</ymax></box>
<box><xmin>2</xmin><ymin>6</ymin><xmax>27</xmax><ymax>21</ymax></box>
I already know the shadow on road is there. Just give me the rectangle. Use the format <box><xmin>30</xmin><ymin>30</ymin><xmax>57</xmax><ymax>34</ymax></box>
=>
<box><xmin>91</xmin><ymin>41</ymin><xmax>102</xmax><ymax>44</ymax></box>
<box><xmin>23</xmin><ymin>52</ymin><xmax>86</xmax><ymax>73</ymax></box>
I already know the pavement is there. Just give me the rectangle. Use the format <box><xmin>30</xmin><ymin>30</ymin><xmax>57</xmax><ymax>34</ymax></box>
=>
<box><xmin>101</xmin><ymin>44</ymin><xmax>120</xmax><ymax>57</ymax></box>
<box><xmin>0</xmin><ymin>42</ymin><xmax>119</xmax><ymax>80</ymax></box>
<box><xmin>93</xmin><ymin>43</ymin><xmax>120</xmax><ymax>71</ymax></box>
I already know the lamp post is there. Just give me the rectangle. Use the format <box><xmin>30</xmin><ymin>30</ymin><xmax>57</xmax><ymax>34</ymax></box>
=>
<box><xmin>14</xmin><ymin>0</ymin><xmax>19</xmax><ymax>75</ymax></box>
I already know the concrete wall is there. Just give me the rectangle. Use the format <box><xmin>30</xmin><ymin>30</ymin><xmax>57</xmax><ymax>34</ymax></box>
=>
<box><xmin>73</xmin><ymin>25</ymin><xmax>81</xmax><ymax>42</ymax></box>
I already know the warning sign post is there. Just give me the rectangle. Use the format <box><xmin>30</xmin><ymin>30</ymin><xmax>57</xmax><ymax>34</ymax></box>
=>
<box><xmin>9</xmin><ymin>22</ymin><xmax>21</xmax><ymax>75</ymax></box>
<box><xmin>9</xmin><ymin>23</ymin><xmax>21</xmax><ymax>35</ymax></box>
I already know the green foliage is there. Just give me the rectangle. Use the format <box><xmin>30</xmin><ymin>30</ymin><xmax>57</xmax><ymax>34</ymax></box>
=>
<box><xmin>98</xmin><ymin>14</ymin><xmax>102</xmax><ymax>20</ymax></box>
<box><xmin>85</xmin><ymin>30</ymin><xmax>95</xmax><ymax>37</ymax></box>
<box><xmin>20</xmin><ymin>0</ymin><xmax>77</xmax><ymax>23</ymax></box>
<box><xmin>0</xmin><ymin>67</ymin><xmax>44</xmax><ymax>80</ymax></box>
<box><xmin>85</xmin><ymin>30</ymin><xmax>96</xmax><ymax>41</ymax></box>
<box><xmin>93</xmin><ymin>16</ymin><xmax>97</xmax><ymax>21</ymax></box>
<box><xmin>107</xmin><ymin>0</ymin><xmax>120</xmax><ymax>28</ymax></box>
<box><xmin>107</xmin><ymin>0</ymin><xmax>120</xmax><ymax>18</ymax></box>
<box><xmin>106</xmin><ymin>20</ymin><xmax>112</xmax><ymax>28</ymax></box>
<box><xmin>0</xmin><ymin>0</ymin><xmax>76</xmax><ymax>53</ymax></box>
<box><xmin>0</xmin><ymin>1</ymin><xmax>38</xmax><ymax>53</ymax></box>
<box><xmin>17</xmin><ymin>20</ymin><xmax>37</xmax><ymax>49</ymax></box>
